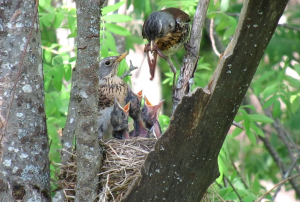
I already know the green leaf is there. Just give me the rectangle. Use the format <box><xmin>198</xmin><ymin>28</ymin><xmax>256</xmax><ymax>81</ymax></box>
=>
<box><xmin>105</xmin><ymin>23</ymin><xmax>131</xmax><ymax>36</ymax></box>
<box><xmin>220</xmin><ymin>0</ymin><xmax>229</xmax><ymax>12</ymax></box>
<box><xmin>240</xmin><ymin>105</ymin><xmax>256</xmax><ymax>111</ymax></box>
<box><xmin>294</xmin><ymin>64</ymin><xmax>300</xmax><ymax>76</ymax></box>
<box><xmin>67</xmin><ymin>16</ymin><xmax>76</xmax><ymax>33</ymax></box>
<box><xmin>263</xmin><ymin>94</ymin><xmax>279</xmax><ymax>109</ymax></box>
<box><xmin>223</xmin><ymin>26</ymin><xmax>235</xmax><ymax>40</ymax></box>
<box><xmin>46</xmin><ymin>13</ymin><xmax>55</xmax><ymax>23</ymax></box>
<box><xmin>102</xmin><ymin>1</ymin><xmax>125</xmax><ymax>15</ymax></box>
<box><xmin>102</xmin><ymin>14</ymin><xmax>132</xmax><ymax>22</ymax></box>
<box><xmin>246</xmin><ymin>129</ymin><xmax>256</xmax><ymax>145</ymax></box>
<box><xmin>248</xmin><ymin>114</ymin><xmax>274</xmax><ymax>123</ymax></box>
<box><xmin>125</xmin><ymin>35</ymin><xmax>145</xmax><ymax>51</ymax></box>
<box><xmin>40</xmin><ymin>15</ymin><xmax>52</xmax><ymax>27</ymax></box>
<box><xmin>231</xmin><ymin>127</ymin><xmax>243</xmax><ymax>137</ymax></box>
<box><xmin>254</xmin><ymin>71</ymin><xmax>276</xmax><ymax>84</ymax></box>
<box><xmin>250</xmin><ymin>121</ymin><xmax>265</xmax><ymax>137</ymax></box>
<box><xmin>291</xmin><ymin>95</ymin><xmax>300</xmax><ymax>113</ymax></box>
<box><xmin>272</xmin><ymin>100</ymin><xmax>281</xmax><ymax>118</ymax></box>
<box><xmin>69</xmin><ymin>57</ymin><xmax>77</xmax><ymax>63</ymax></box>
<box><xmin>261</xmin><ymin>83</ymin><xmax>278</xmax><ymax>99</ymax></box>
<box><xmin>64</xmin><ymin>64</ymin><xmax>72</xmax><ymax>81</ymax></box>
<box><xmin>104</xmin><ymin>31</ymin><xmax>117</xmax><ymax>53</ymax></box>
<box><xmin>253</xmin><ymin>175</ymin><xmax>260</xmax><ymax>193</ymax></box>
<box><xmin>54</xmin><ymin>12</ymin><xmax>64</xmax><ymax>28</ymax></box>
<box><xmin>240</xmin><ymin>109</ymin><xmax>251</xmax><ymax>135</ymax></box>
<box><xmin>285</xmin><ymin>75</ymin><xmax>300</xmax><ymax>88</ymax></box>
<box><xmin>52</xmin><ymin>55</ymin><xmax>64</xmax><ymax>66</ymax></box>
<box><xmin>100</xmin><ymin>42</ymin><xmax>109</xmax><ymax>58</ymax></box>
<box><xmin>244</xmin><ymin>195</ymin><xmax>257</xmax><ymax>202</ymax></box>
<box><xmin>51</xmin><ymin>65</ymin><xmax>64</xmax><ymax>91</ymax></box>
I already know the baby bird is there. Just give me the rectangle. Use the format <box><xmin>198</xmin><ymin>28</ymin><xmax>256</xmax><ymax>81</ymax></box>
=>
<box><xmin>125</xmin><ymin>87</ymin><xmax>149</xmax><ymax>137</ymax></box>
<box><xmin>110</xmin><ymin>99</ymin><xmax>131</xmax><ymax>140</ymax></box>
<box><xmin>98</xmin><ymin>53</ymin><xmax>128</xmax><ymax>139</ymax></box>
<box><xmin>141</xmin><ymin>96</ymin><xmax>164</xmax><ymax>138</ymax></box>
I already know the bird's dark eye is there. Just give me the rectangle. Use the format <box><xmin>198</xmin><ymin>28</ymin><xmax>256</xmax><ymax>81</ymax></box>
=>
<box><xmin>105</xmin><ymin>61</ymin><xmax>111</xmax><ymax>65</ymax></box>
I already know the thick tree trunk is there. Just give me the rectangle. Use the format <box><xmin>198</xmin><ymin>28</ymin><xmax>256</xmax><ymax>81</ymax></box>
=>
<box><xmin>122</xmin><ymin>0</ymin><xmax>289</xmax><ymax>201</ymax></box>
<box><xmin>74</xmin><ymin>0</ymin><xmax>106</xmax><ymax>201</ymax></box>
<box><xmin>0</xmin><ymin>0</ymin><xmax>50</xmax><ymax>201</ymax></box>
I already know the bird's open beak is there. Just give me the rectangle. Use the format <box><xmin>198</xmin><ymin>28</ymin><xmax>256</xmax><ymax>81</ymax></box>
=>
<box><xmin>144</xmin><ymin>95</ymin><xmax>152</xmax><ymax>106</ymax></box>
<box><xmin>116</xmin><ymin>52</ymin><xmax>128</xmax><ymax>62</ymax></box>
<box><xmin>123</xmin><ymin>101</ymin><xmax>131</xmax><ymax>113</ymax></box>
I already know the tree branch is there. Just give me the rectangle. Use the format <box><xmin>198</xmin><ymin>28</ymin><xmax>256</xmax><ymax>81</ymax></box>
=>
<box><xmin>172</xmin><ymin>0</ymin><xmax>210</xmax><ymax>111</ymax></box>
<box><xmin>74</xmin><ymin>0</ymin><xmax>105</xmax><ymax>201</ymax></box>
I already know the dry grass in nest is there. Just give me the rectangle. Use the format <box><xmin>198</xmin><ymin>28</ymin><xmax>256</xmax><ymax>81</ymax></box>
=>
<box><xmin>56</xmin><ymin>138</ymin><xmax>223</xmax><ymax>202</ymax></box>
<box><xmin>56</xmin><ymin>138</ymin><xmax>156</xmax><ymax>202</ymax></box>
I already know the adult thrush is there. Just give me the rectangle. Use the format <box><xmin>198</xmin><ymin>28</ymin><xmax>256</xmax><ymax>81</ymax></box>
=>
<box><xmin>125</xmin><ymin>87</ymin><xmax>149</xmax><ymax>137</ymax></box>
<box><xmin>142</xmin><ymin>8</ymin><xmax>191</xmax><ymax>83</ymax></box>
<box><xmin>110</xmin><ymin>99</ymin><xmax>131</xmax><ymax>140</ymax></box>
<box><xmin>98</xmin><ymin>53</ymin><xmax>128</xmax><ymax>139</ymax></box>
<box><xmin>141</xmin><ymin>96</ymin><xmax>164</xmax><ymax>138</ymax></box>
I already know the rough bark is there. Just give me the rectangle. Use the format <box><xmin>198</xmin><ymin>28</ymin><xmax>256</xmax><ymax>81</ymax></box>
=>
<box><xmin>172</xmin><ymin>0</ymin><xmax>210</xmax><ymax>111</ymax></box>
<box><xmin>0</xmin><ymin>0</ymin><xmax>50</xmax><ymax>201</ymax></box>
<box><xmin>74</xmin><ymin>0</ymin><xmax>105</xmax><ymax>201</ymax></box>
<box><xmin>121</xmin><ymin>0</ymin><xmax>288</xmax><ymax>201</ymax></box>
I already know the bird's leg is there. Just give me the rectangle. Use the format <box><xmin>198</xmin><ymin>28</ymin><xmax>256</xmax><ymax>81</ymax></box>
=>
<box><xmin>155</xmin><ymin>49</ymin><xmax>177</xmax><ymax>89</ymax></box>
<box><xmin>120</xmin><ymin>60</ymin><xmax>138</xmax><ymax>79</ymax></box>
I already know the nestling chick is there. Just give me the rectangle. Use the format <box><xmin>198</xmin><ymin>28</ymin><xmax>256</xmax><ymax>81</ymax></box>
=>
<box><xmin>141</xmin><ymin>96</ymin><xmax>164</xmax><ymax>138</ymax></box>
<box><xmin>125</xmin><ymin>87</ymin><xmax>149</xmax><ymax>137</ymax></box>
<box><xmin>110</xmin><ymin>99</ymin><xmax>130</xmax><ymax>140</ymax></box>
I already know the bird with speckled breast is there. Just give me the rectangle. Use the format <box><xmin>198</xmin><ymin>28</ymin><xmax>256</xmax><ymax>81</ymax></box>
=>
<box><xmin>98</xmin><ymin>53</ymin><xmax>129</xmax><ymax>139</ymax></box>
<box><xmin>142</xmin><ymin>8</ymin><xmax>191</xmax><ymax>85</ymax></box>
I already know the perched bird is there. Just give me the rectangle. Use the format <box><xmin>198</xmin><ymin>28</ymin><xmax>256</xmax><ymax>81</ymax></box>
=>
<box><xmin>141</xmin><ymin>96</ymin><xmax>164</xmax><ymax>138</ymax></box>
<box><xmin>125</xmin><ymin>87</ymin><xmax>149</xmax><ymax>137</ymax></box>
<box><xmin>110</xmin><ymin>99</ymin><xmax>131</xmax><ymax>140</ymax></box>
<box><xmin>98</xmin><ymin>53</ymin><xmax>129</xmax><ymax>139</ymax></box>
<box><xmin>142</xmin><ymin>8</ymin><xmax>191</xmax><ymax>84</ymax></box>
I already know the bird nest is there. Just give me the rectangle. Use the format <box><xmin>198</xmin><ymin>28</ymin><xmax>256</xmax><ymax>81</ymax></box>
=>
<box><xmin>56</xmin><ymin>138</ymin><xmax>156</xmax><ymax>202</ymax></box>
<box><xmin>56</xmin><ymin>138</ymin><xmax>221</xmax><ymax>202</ymax></box>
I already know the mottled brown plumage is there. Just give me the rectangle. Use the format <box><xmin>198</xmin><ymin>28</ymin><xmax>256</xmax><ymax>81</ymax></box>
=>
<box><xmin>142</xmin><ymin>8</ymin><xmax>191</xmax><ymax>82</ymax></box>
<box><xmin>98</xmin><ymin>53</ymin><xmax>129</xmax><ymax>139</ymax></box>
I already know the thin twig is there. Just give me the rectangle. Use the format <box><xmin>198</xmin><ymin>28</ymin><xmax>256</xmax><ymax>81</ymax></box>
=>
<box><xmin>209</xmin><ymin>18</ymin><xmax>221</xmax><ymax>57</ymax></box>
<box><xmin>255</xmin><ymin>174</ymin><xmax>300</xmax><ymax>202</ymax></box>
<box><xmin>230</xmin><ymin>158</ymin><xmax>249</xmax><ymax>189</ymax></box>
<box><xmin>225</xmin><ymin>176</ymin><xmax>243</xmax><ymax>202</ymax></box>
<box><xmin>272</xmin><ymin>155</ymin><xmax>300</xmax><ymax>200</ymax></box>
<box><xmin>278</xmin><ymin>24</ymin><xmax>300</xmax><ymax>32</ymax></box>
<box><xmin>0</xmin><ymin>0</ymin><xmax>39</xmax><ymax>144</ymax></box>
